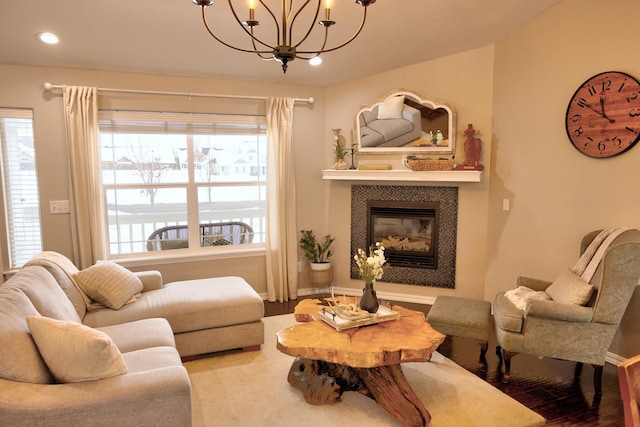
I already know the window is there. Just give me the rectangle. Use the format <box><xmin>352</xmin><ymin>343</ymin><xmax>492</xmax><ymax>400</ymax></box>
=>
<box><xmin>0</xmin><ymin>109</ymin><xmax>42</xmax><ymax>269</ymax></box>
<box><xmin>99</xmin><ymin>111</ymin><xmax>267</xmax><ymax>257</ymax></box>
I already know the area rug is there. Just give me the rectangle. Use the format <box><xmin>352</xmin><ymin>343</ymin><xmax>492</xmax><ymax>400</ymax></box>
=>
<box><xmin>184</xmin><ymin>314</ymin><xmax>545</xmax><ymax>427</ymax></box>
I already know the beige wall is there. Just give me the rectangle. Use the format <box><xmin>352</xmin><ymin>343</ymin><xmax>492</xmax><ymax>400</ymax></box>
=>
<box><xmin>0</xmin><ymin>64</ymin><xmax>327</xmax><ymax>297</ymax></box>
<box><xmin>324</xmin><ymin>46</ymin><xmax>494</xmax><ymax>303</ymax></box>
<box><xmin>488</xmin><ymin>0</ymin><xmax>640</xmax><ymax>357</ymax></box>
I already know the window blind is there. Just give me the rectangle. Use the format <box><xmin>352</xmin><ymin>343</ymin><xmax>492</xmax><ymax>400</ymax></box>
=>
<box><xmin>99</xmin><ymin>111</ymin><xmax>267</xmax><ymax>135</ymax></box>
<box><xmin>0</xmin><ymin>108</ymin><xmax>42</xmax><ymax>268</ymax></box>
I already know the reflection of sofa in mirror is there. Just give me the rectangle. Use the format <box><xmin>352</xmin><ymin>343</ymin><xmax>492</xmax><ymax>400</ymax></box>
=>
<box><xmin>359</xmin><ymin>104</ymin><xmax>422</xmax><ymax>148</ymax></box>
<box><xmin>355</xmin><ymin>90</ymin><xmax>456</xmax><ymax>154</ymax></box>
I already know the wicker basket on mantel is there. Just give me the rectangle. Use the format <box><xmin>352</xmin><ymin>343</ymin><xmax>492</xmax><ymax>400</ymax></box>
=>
<box><xmin>406</xmin><ymin>158</ymin><xmax>455</xmax><ymax>171</ymax></box>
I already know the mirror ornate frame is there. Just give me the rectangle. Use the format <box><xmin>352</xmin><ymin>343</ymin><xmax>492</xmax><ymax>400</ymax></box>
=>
<box><xmin>355</xmin><ymin>90</ymin><xmax>456</xmax><ymax>154</ymax></box>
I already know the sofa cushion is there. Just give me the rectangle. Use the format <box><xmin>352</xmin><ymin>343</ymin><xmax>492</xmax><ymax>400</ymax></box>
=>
<box><xmin>360</xmin><ymin>125</ymin><xmax>385</xmax><ymax>148</ymax></box>
<box><xmin>6</xmin><ymin>266</ymin><xmax>82</xmax><ymax>323</ymax></box>
<box><xmin>98</xmin><ymin>318</ymin><xmax>176</xmax><ymax>353</ymax></box>
<box><xmin>545</xmin><ymin>267</ymin><xmax>595</xmax><ymax>305</ymax></box>
<box><xmin>83</xmin><ymin>276</ymin><xmax>264</xmax><ymax>333</ymax></box>
<box><xmin>26</xmin><ymin>316</ymin><xmax>127</xmax><ymax>383</ymax></box>
<box><xmin>360</xmin><ymin>108</ymin><xmax>378</xmax><ymax>126</ymax></box>
<box><xmin>122</xmin><ymin>346</ymin><xmax>183</xmax><ymax>374</ymax></box>
<box><xmin>368</xmin><ymin>118</ymin><xmax>414</xmax><ymax>141</ymax></box>
<box><xmin>74</xmin><ymin>261</ymin><xmax>143</xmax><ymax>310</ymax></box>
<box><xmin>0</xmin><ymin>287</ymin><xmax>53</xmax><ymax>384</ymax></box>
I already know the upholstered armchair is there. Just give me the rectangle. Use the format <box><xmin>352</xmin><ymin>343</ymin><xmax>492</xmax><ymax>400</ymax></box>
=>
<box><xmin>493</xmin><ymin>228</ymin><xmax>640</xmax><ymax>393</ymax></box>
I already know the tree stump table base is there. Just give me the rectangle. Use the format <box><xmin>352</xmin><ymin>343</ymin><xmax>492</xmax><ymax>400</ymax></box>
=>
<box><xmin>287</xmin><ymin>356</ymin><xmax>431</xmax><ymax>427</ymax></box>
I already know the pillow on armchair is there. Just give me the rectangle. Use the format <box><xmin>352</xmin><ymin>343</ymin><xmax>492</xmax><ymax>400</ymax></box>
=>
<box><xmin>545</xmin><ymin>267</ymin><xmax>595</xmax><ymax>305</ymax></box>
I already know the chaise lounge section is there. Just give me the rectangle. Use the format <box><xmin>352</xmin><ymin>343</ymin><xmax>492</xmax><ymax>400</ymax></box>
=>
<box><xmin>25</xmin><ymin>251</ymin><xmax>265</xmax><ymax>357</ymax></box>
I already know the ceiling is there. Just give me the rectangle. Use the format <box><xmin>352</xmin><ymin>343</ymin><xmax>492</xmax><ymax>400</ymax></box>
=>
<box><xmin>0</xmin><ymin>0</ymin><xmax>563</xmax><ymax>87</ymax></box>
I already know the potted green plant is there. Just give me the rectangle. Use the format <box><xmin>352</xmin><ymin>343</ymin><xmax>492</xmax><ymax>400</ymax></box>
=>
<box><xmin>299</xmin><ymin>230</ymin><xmax>335</xmax><ymax>289</ymax></box>
<box><xmin>333</xmin><ymin>139</ymin><xmax>349</xmax><ymax>170</ymax></box>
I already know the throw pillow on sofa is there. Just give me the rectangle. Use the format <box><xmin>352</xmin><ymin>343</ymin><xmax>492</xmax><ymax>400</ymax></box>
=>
<box><xmin>26</xmin><ymin>316</ymin><xmax>127</xmax><ymax>383</ymax></box>
<box><xmin>377</xmin><ymin>95</ymin><xmax>405</xmax><ymax>119</ymax></box>
<box><xmin>74</xmin><ymin>261</ymin><xmax>143</xmax><ymax>310</ymax></box>
<box><xmin>0</xmin><ymin>288</ymin><xmax>53</xmax><ymax>384</ymax></box>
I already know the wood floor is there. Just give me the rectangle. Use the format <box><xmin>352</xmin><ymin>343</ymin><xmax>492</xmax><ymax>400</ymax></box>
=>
<box><xmin>264</xmin><ymin>298</ymin><xmax>626</xmax><ymax>427</ymax></box>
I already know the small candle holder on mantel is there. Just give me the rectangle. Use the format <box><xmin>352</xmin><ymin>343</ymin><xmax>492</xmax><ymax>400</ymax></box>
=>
<box><xmin>348</xmin><ymin>129</ymin><xmax>358</xmax><ymax>169</ymax></box>
<box><xmin>349</xmin><ymin>145</ymin><xmax>357</xmax><ymax>169</ymax></box>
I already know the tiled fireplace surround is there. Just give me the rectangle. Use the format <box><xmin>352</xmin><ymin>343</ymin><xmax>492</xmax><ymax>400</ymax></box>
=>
<box><xmin>350</xmin><ymin>185</ymin><xmax>458</xmax><ymax>288</ymax></box>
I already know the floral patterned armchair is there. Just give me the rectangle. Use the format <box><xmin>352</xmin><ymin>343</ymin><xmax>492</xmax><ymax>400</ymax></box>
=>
<box><xmin>493</xmin><ymin>228</ymin><xmax>640</xmax><ymax>393</ymax></box>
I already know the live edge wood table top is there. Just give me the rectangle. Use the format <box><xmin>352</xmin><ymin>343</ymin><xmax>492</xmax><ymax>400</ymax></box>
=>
<box><xmin>276</xmin><ymin>298</ymin><xmax>446</xmax><ymax>427</ymax></box>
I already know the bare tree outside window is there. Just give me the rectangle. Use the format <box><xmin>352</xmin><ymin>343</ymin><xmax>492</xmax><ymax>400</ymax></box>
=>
<box><xmin>120</xmin><ymin>139</ymin><xmax>169</xmax><ymax>209</ymax></box>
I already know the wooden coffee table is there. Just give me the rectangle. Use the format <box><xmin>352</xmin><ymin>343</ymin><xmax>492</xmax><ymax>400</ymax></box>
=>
<box><xmin>276</xmin><ymin>298</ymin><xmax>445</xmax><ymax>427</ymax></box>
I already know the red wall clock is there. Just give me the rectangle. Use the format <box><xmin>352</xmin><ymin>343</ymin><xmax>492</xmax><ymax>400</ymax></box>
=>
<box><xmin>565</xmin><ymin>71</ymin><xmax>640</xmax><ymax>158</ymax></box>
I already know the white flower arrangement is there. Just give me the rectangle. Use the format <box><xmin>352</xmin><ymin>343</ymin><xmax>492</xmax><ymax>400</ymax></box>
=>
<box><xmin>353</xmin><ymin>242</ymin><xmax>387</xmax><ymax>284</ymax></box>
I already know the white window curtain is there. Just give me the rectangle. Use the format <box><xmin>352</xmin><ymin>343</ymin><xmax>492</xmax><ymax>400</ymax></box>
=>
<box><xmin>63</xmin><ymin>86</ymin><xmax>108</xmax><ymax>268</ymax></box>
<box><xmin>265</xmin><ymin>97</ymin><xmax>298</xmax><ymax>302</ymax></box>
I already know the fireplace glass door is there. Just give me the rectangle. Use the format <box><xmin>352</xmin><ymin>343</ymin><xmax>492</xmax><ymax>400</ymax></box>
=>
<box><xmin>367</xmin><ymin>200</ymin><xmax>439</xmax><ymax>269</ymax></box>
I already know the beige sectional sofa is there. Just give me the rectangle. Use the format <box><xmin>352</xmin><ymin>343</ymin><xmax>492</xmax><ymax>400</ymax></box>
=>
<box><xmin>0</xmin><ymin>251</ymin><xmax>265</xmax><ymax>427</ymax></box>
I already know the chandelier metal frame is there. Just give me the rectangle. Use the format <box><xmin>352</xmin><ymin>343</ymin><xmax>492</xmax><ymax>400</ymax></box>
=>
<box><xmin>192</xmin><ymin>0</ymin><xmax>377</xmax><ymax>73</ymax></box>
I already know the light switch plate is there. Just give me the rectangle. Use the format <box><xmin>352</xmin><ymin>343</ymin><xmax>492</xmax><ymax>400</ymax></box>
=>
<box><xmin>49</xmin><ymin>200</ymin><xmax>70</xmax><ymax>214</ymax></box>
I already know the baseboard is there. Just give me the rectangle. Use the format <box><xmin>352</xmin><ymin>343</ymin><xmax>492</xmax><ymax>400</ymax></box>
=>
<box><xmin>293</xmin><ymin>286</ymin><xmax>437</xmax><ymax>306</ymax></box>
<box><xmin>606</xmin><ymin>351</ymin><xmax>625</xmax><ymax>366</ymax></box>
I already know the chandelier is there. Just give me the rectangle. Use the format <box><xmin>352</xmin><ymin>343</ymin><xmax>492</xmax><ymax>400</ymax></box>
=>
<box><xmin>192</xmin><ymin>0</ymin><xmax>377</xmax><ymax>73</ymax></box>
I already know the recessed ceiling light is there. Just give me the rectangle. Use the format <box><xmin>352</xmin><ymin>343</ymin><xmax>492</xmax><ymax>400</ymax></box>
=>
<box><xmin>36</xmin><ymin>32</ymin><xmax>59</xmax><ymax>45</ymax></box>
<box><xmin>309</xmin><ymin>56</ymin><xmax>322</xmax><ymax>66</ymax></box>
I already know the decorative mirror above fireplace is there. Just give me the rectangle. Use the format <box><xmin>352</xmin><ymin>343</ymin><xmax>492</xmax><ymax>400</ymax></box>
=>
<box><xmin>355</xmin><ymin>90</ymin><xmax>456</xmax><ymax>155</ymax></box>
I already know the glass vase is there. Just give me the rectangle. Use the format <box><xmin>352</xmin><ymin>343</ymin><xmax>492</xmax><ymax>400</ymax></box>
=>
<box><xmin>359</xmin><ymin>281</ymin><xmax>379</xmax><ymax>314</ymax></box>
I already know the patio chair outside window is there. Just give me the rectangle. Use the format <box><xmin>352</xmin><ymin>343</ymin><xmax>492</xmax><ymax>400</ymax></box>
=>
<box><xmin>146</xmin><ymin>221</ymin><xmax>254</xmax><ymax>251</ymax></box>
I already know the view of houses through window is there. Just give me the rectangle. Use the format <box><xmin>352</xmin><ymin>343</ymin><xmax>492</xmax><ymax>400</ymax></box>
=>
<box><xmin>0</xmin><ymin>108</ymin><xmax>43</xmax><ymax>269</ymax></box>
<box><xmin>99</xmin><ymin>111</ymin><xmax>267</xmax><ymax>256</ymax></box>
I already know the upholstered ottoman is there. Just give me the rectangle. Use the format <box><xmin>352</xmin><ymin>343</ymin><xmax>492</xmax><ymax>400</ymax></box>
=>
<box><xmin>427</xmin><ymin>296</ymin><xmax>491</xmax><ymax>366</ymax></box>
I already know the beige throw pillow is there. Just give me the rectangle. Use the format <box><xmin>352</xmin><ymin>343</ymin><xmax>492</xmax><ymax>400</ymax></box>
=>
<box><xmin>74</xmin><ymin>261</ymin><xmax>143</xmax><ymax>310</ymax></box>
<box><xmin>0</xmin><ymin>288</ymin><xmax>53</xmax><ymax>384</ymax></box>
<box><xmin>545</xmin><ymin>267</ymin><xmax>595</xmax><ymax>305</ymax></box>
<box><xmin>377</xmin><ymin>95</ymin><xmax>405</xmax><ymax>119</ymax></box>
<box><xmin>26</xmin><ymin>316</ymin><xmax>127</xmax><ymax>383</ymax></box>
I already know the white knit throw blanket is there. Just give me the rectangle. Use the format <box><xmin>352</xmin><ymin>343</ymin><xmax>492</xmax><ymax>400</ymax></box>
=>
<box><xmin>573</xmin><ymin>227</ymin><xmax>631</xmax><ymax>282</ymax></box>
<box><xmin>505</xmin><ymin>227</ymin><xmax>631</xmax><ymax>310</ymax></box>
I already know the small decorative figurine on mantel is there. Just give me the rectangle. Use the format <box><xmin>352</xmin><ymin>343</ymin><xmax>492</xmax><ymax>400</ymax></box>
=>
<box><xmin>456</xmin><ymin>124</ymin><xmax>484</xmax><ymax>170</ymax></box>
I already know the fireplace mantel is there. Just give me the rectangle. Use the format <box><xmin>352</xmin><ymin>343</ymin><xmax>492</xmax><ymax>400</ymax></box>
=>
<box><xmin>322</xmin><ymin>169</ymin><xmax>482</xmax><ymax>183</ymax></box>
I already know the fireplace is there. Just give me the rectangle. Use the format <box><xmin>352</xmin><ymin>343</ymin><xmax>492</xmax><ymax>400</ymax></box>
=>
<box><xmin>367</xmin><ymin>200</ymin><xmax>439</xmax><ymax>269</ymax></box>
<box><xmin>351</xmin><ymin>185</ymin><xmax>457</xmax><ymax>288</ymax></box>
